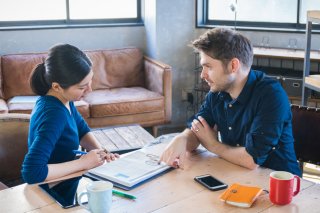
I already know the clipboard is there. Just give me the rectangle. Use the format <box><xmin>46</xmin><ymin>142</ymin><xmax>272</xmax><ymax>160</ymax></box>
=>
<box><xmin>85</xmin><ymin>142</ymin><xmax>173</xmax><ymax>190</ymax></box>
<box><xmin>83</xmin><ymin>167</ymin><xmax>173</xmax><ymax>191</ymax></box>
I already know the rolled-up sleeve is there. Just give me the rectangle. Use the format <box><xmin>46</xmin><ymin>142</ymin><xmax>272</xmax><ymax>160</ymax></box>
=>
<box><xmin>245</xmin><ymin>123</ymin><xmax>283</xmax><ymax>165</ymax></box>
<box><xmin>245</xmin><ymin>89</ymin><xmax>289</xmax><ymax>165</ymax></box>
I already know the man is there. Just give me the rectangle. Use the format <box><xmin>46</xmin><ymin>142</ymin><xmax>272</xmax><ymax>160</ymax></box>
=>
<box><xmin>160</xmin><ymin>28</ymin><xmax>301</xmax><ymax>176</ymax></box>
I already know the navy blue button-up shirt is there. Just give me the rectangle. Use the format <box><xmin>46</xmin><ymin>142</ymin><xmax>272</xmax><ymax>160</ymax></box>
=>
<box><xmin>188</xmin><ymin>70</ymin><xmax>301</xmax><ymax>176</ymax></box>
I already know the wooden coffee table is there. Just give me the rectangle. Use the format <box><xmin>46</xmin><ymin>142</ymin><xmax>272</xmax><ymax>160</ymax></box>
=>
<box><xmin>91</xmin><ymin>125</ymin><xmax>155</xmax><ymax>154</ymax></box>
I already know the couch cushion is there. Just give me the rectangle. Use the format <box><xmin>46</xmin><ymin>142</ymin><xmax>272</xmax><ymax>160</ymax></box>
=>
<box><xmin>74</xmin><ymin>100</ymin><xmax>90</xmax><ymax>119</ymax></box>
<box><xmin>84</xmin><ymin>87</ymin><xmax>164</xmax><ymax>118</ymax></box>
<box><xmin>86</xmin><ymin>111</ymin><xmax>166</xmax><ymax>128</ymax></box>
<box><xmin>0</xmin><ymin>99</ymin><xmax>8</xmax><ymax>114</ymax></box>
<box><xmin>7</xmin><ymin>96</ymin><xmax>90</xmax><ymax>118</ymax></box>
<box><xmin>7</xmin><ymin>95</ymin><xmax>39</xmax><ymax>114</ymax></box>
<box><xmin>86</xmin><ymin>48</ymin><xmax>145</xmax><ymax>90</ymax></box>
<box><xmin>2</xmin><ymin>53</ymin><xmax>47</xmax><ymax>100</ymax></box>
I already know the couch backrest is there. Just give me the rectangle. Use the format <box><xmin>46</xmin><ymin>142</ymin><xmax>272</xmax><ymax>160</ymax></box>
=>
<box><xmin>1</xmin><ymin>53</ymin><xmax>47</xmax><ymax>100</ymax></box>
<box><xmin>86</xmin><ymin>47</ymin><xmax>145</xmax><ymax>90</ymax></box>
<box><xmin>0</xmin><ymin>47</ymin><xmax>145</xmax><ymax>100</ymax></box>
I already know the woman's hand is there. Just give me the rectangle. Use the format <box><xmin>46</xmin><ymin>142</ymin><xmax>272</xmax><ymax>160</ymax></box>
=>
<box><xmin>160</xmin><ymin>134</ymin><xmax>188</xmax><ymax>169</ymax></box>
<box><xmin>101</xmin><ymin>149</ymin><xmax>120</xmax><ymax>162</ymax></box>
<box><xmin>79</xmin><ymin>149</ymin><xmax>119</xmax><ymax>170</ymax></box>
<box><xmin>79</xmin><ymin>149</ymin><xmax>104</xmax><ymax>170</ymax></box>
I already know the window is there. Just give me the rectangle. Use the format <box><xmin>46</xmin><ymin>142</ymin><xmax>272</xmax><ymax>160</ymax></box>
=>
<box><xmin>197</xmin><ymin>0</ymin><xmax>320</xmax><ymax>31</ymax></box>
<box><xmin>69</xmin><ymin>0</ymin><xmax>137</xmax><ymax>20</ymax></box>
<box><xmin>0</xmin><ymin>0</ymin><xmax>142</xmax><ymax>29</ymax></box>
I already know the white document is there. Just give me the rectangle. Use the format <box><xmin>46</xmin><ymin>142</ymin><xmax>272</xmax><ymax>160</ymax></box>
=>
<box><xmin>87</xmin><ymin>142</ymin><xmax>171</xmax><ymax>188</ymax></box>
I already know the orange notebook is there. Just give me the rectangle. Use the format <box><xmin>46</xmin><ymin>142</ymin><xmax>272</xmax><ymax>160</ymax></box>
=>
<box><xmin>219</xmin><ymin>183</ymin><xmax>263</xmax><ymax>208</ymax></box>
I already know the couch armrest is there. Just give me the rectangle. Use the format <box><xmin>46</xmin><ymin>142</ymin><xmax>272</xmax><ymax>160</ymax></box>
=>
<box><xmin>0</xmin><ymin>99</ymin><xmax>8</xmax><ymax>114</ymax></box>
<box><xmin>0</xmin><ymin>113</ymin><xmax>30</xmax><ymax>184</ymax></box>
<box><xmin>144</xmin><ymin>56</ymin><xmax>172</xmax><ymax>123</ymax></box>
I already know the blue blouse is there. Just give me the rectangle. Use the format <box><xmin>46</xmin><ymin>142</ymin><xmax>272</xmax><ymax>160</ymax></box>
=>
<box><xmin>188</xmin><ymin>70</ymin><xmax>301</xmax><ymax>176</ymax></box>
<box><xmin>22</xmin><ymin>96</ymin><xmax>90</xmax><ymax>184</ymax></box>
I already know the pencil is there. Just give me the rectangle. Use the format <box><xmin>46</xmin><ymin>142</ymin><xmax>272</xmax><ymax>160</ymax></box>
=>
<box><xmin>72</xmin><ymin>150</ymin><xmax>87</xmax><ymax>155</ymax></box>
<box><xmin>112</xmin><ymin>189</ymin><xmax>136</xmax><ymax>200</ymax></box>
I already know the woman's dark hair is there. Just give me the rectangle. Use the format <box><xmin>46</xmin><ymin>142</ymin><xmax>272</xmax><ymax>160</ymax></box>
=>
<box><xmin>30</xmin><ymin>44</ymin><xmax>92</xmax><ymax>96</ymax></box>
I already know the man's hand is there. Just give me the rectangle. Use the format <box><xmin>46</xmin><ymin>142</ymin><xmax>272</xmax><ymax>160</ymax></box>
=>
<box><xmin>191</xmin><ymin>116</ymin><xmax>258</xmax><ymax>170</ymax></box>
<box><xmin>191</xmin><ymin>116</ymin><xmax>218</xmax><ymax>150</ymax></box>
<box><xmin>159</xmin><ymin>134</ymin><xmax>188</xmax><ymax>169</ymax></box>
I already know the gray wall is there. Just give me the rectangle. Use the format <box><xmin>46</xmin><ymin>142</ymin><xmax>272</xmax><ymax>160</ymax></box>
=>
<box><xmin>1</xmin><ymin>1</ymin><xmax>320</xmax><ymax>127</ymax></box>
<box><xmin>143</xmin><ymin>0</ymin><xmax>198</xmax><ymax>126</ymax></box>
<box><xmin>0</xmin><ymin>27</ymin><xmax>146</xmax><ymax>54</ymax></box>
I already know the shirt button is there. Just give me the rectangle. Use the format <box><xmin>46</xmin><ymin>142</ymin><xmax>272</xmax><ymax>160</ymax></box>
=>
<box><xmin>229</xmin><ymin>104</ymin><xmax>232</xmax><ymax>108</ymax></box>
<box><xmin>228</xmin><ymin>127</ymin><xmax>232</xmax><ymax>130</ymax></box>
<box><xmin>272</xmin><ymin>147</ymin><xmax>276</xmax><ymax>150</ymax></box>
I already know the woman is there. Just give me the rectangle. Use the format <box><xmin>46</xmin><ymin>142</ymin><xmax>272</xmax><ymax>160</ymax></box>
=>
<box><xmin>22</xmin><ymin>44</ymin><xmax>119</xmax><ymax>184</ymax></box>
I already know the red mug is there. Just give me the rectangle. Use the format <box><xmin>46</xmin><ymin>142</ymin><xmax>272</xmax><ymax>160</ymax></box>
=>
<box><xmin>269</xmin><ymin>171</ymin><xmax>300</xmax><ymax>205</ymax></box>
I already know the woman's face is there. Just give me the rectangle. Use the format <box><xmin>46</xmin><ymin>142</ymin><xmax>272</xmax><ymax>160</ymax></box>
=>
<box><xmin>62</xmin><ymin>71</ymin><xmax>93</xmax><ymax>102</ymax></box>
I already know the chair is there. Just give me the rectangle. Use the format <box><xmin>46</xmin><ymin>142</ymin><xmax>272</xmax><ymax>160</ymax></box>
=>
<box><xmin>0</xmin><ymin>113</ymin><xmax>30</xmax><ymax>186</ymax></box>
<box><xmin>291</xmin><ymin>104</ymin><xmax>320</xmax><ymax>172</ymax></box>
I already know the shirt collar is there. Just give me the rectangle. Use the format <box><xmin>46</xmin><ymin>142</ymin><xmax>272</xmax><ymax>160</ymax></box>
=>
<box><xmin>236</xmin><ymin>70</ymin><xmax>258</xmax><ymax>104</ymax></box>
<box><xmin>219</xmin><ymin>70</ymin><xmax>258</xmax><ymax>105</ymax></box>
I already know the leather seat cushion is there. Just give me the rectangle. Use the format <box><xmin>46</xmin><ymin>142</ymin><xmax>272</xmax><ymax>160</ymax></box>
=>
<box><xmin>0</xmin><ymin>99</ymin><xmax>8</xmax><ymax>114</ymax></box>
<box><xmin>7</xmin><ymin>96</ymin><xmax>90</xmax><ymax>118</ymax></box>
<box><xmin>74</xmin><ymin>100</ymin><xmax>90</xmax><ymax>119</ymax></box>
<box><xmin>84</xmin><ymin>87</ymin><xmax>164</xmax><ymax>118</ymax></box>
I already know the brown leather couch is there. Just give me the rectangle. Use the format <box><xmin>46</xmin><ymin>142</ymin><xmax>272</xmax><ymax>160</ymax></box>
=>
<box><xmin>0</xmin><ymin>47</ymin><xmax>172</xmax><ymax>131</ymax></box>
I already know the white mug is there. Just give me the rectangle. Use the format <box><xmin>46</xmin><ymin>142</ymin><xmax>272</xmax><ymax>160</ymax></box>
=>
<box><xmin>78</xmin><ymin>181</ymin><xmax>113</xmax><ymax>213</ymax></box>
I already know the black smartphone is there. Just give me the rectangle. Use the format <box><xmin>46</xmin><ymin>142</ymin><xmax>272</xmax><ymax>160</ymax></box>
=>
<box><xmin>194</xmin><ymin>174</ymin><xmax>228</xmax><ymax>191</ymax></box>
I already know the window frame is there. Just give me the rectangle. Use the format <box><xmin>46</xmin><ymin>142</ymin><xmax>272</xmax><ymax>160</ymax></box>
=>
<box><xmin>196</xmin><ymin>0</ymin><xmax>320</xmax><ymax>33</ymax></box>
<box><xmin>0</xmin><ymin>0</ymin><xmax>143</xmax><ymax>30</ymax></box>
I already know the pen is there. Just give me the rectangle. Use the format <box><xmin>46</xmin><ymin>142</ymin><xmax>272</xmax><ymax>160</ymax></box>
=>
<box><xmin>72</xmin><ymin>150</ymin><xmax>87</xmax><ymax>155</ymax></box>
<box><xmin>112</xmin><ymin>189</ymin><xmax>136</xmax><ymax>200</ymax></box>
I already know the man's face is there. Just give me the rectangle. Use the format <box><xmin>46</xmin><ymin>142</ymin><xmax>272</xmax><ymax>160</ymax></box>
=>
<box><xmin>199</xmin><ymin>52</ymin><xmax>235</xmax><ymax>93</ymax></box>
